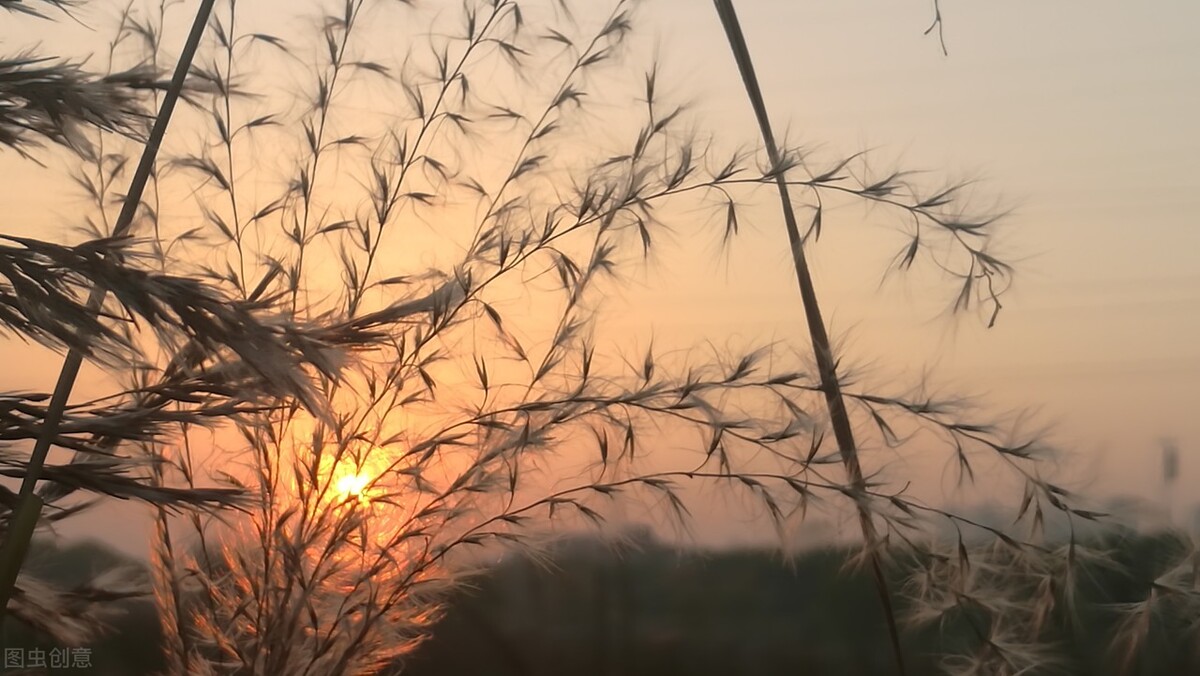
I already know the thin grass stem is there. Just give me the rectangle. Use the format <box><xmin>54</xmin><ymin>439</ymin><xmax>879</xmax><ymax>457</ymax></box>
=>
<box><xmin>711</xmin><ymin>1</ymin><xmax>908</xmax><ymax>673</ymax></box>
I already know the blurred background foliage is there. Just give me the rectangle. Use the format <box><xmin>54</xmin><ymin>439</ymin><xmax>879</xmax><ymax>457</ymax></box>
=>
<box><xmin>4</xmin><ymin>528</ymin><xmax>1195</xmax><ymax>675</ymax></box>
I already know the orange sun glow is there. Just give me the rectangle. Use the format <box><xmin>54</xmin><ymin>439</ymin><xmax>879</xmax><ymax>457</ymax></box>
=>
<box><xmin>336</xmin><ymin>472</ymin><xmax>372</xmax><ymax>502</ymax></box>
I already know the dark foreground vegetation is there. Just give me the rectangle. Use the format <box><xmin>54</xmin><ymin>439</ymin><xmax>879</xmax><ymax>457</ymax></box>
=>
<box><xmin>3</xmin><ymin>529</ymin><xmax>1196</xmax><ymax>675</ymax></box>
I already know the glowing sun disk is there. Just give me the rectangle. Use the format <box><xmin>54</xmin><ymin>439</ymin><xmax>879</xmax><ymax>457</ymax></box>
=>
<box><xmin>336</xmin><ymin>472</ymin><xmax>371</xmax><ymax>500</ymax></box>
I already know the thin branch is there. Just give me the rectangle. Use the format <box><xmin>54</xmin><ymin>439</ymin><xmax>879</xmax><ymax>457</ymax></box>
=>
<box><xmin>925</xmin><ymin>0</ymin><xmax>948</xmax><ymax>55</ymax></box>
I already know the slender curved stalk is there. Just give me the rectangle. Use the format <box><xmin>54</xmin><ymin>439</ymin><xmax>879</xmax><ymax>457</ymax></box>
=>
<box><xmin>0</xmin><ymin>0</ymin><xmax>219</xmax><ymax>620</ymax></box>
<box><xmin>711</xmin><ymin>2</ymin><xmax>909</xmax><ymax>674</ymax></box>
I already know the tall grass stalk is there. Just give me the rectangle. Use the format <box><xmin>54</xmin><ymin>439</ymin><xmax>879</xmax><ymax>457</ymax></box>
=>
<box><xmin>712</xmin><ymin>1</ymin><xmax>906</xmax><ymax>672</ymax></box>
<box><xmin>0</xmin><ymin>0</ymin><xmax>218</xmax><ymax>619</ymax></box>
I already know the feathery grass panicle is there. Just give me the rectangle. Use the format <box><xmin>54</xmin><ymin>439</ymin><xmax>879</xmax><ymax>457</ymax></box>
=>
<box><xmin>134</xmin><ymin>0</ymin><xmax>1167</xmax><ymax>672</ymax></box>
<box><xmin>136</xmin><ymin>1</ymin><xmax>1060</xmax><ymax>672</ymax></box>
<box><xmin>0</xmin><ymin>54</ymin><xmax>158</xmax><ymax>155</ymax></box>
<box><xmin>0</xmin><ymin>0</ymin><xmax>388</xmax><ymax>647</ymax></box>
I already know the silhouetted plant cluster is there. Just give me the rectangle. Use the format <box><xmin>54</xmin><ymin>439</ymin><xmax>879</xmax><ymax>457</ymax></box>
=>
<box><xmin>0</xmin><ymin>0</ymin><xmax>384</xmax><ymax>649</ymax></box>
<box><xmin>1</xmin><ymin>1</ymin><xmax>1196</xmax><ymax>675</ymax></box>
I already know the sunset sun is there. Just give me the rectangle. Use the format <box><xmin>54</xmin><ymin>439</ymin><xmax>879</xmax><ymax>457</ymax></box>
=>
<box><xmin>335</xmin><ymin>472</ymin><xmax>372</xmax><ymax>503</ymax></box>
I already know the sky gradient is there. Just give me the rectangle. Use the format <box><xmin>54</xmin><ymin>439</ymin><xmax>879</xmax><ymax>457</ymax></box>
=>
<box><xmin>624</xmin><ymin>0</ymin><xmax>1200</xmax><ymax>512</ymax></box>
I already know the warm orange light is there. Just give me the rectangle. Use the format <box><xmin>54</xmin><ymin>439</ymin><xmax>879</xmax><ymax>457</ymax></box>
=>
<box><xmin>336</xmin><ymin>472</ymin><xmax>372</xmax><ymax>503</ymax></box>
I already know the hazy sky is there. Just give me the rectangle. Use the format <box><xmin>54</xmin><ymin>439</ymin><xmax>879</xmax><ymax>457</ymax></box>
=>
<box><xmin>622</xmin><ymin>0</ymin><xmax>1200</xmax><ymax>508</ymax></box>
<box><xmin>1</xmin><ymin>0</ymin><xmax>1197</xmax><ymax>555</ymax></box>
